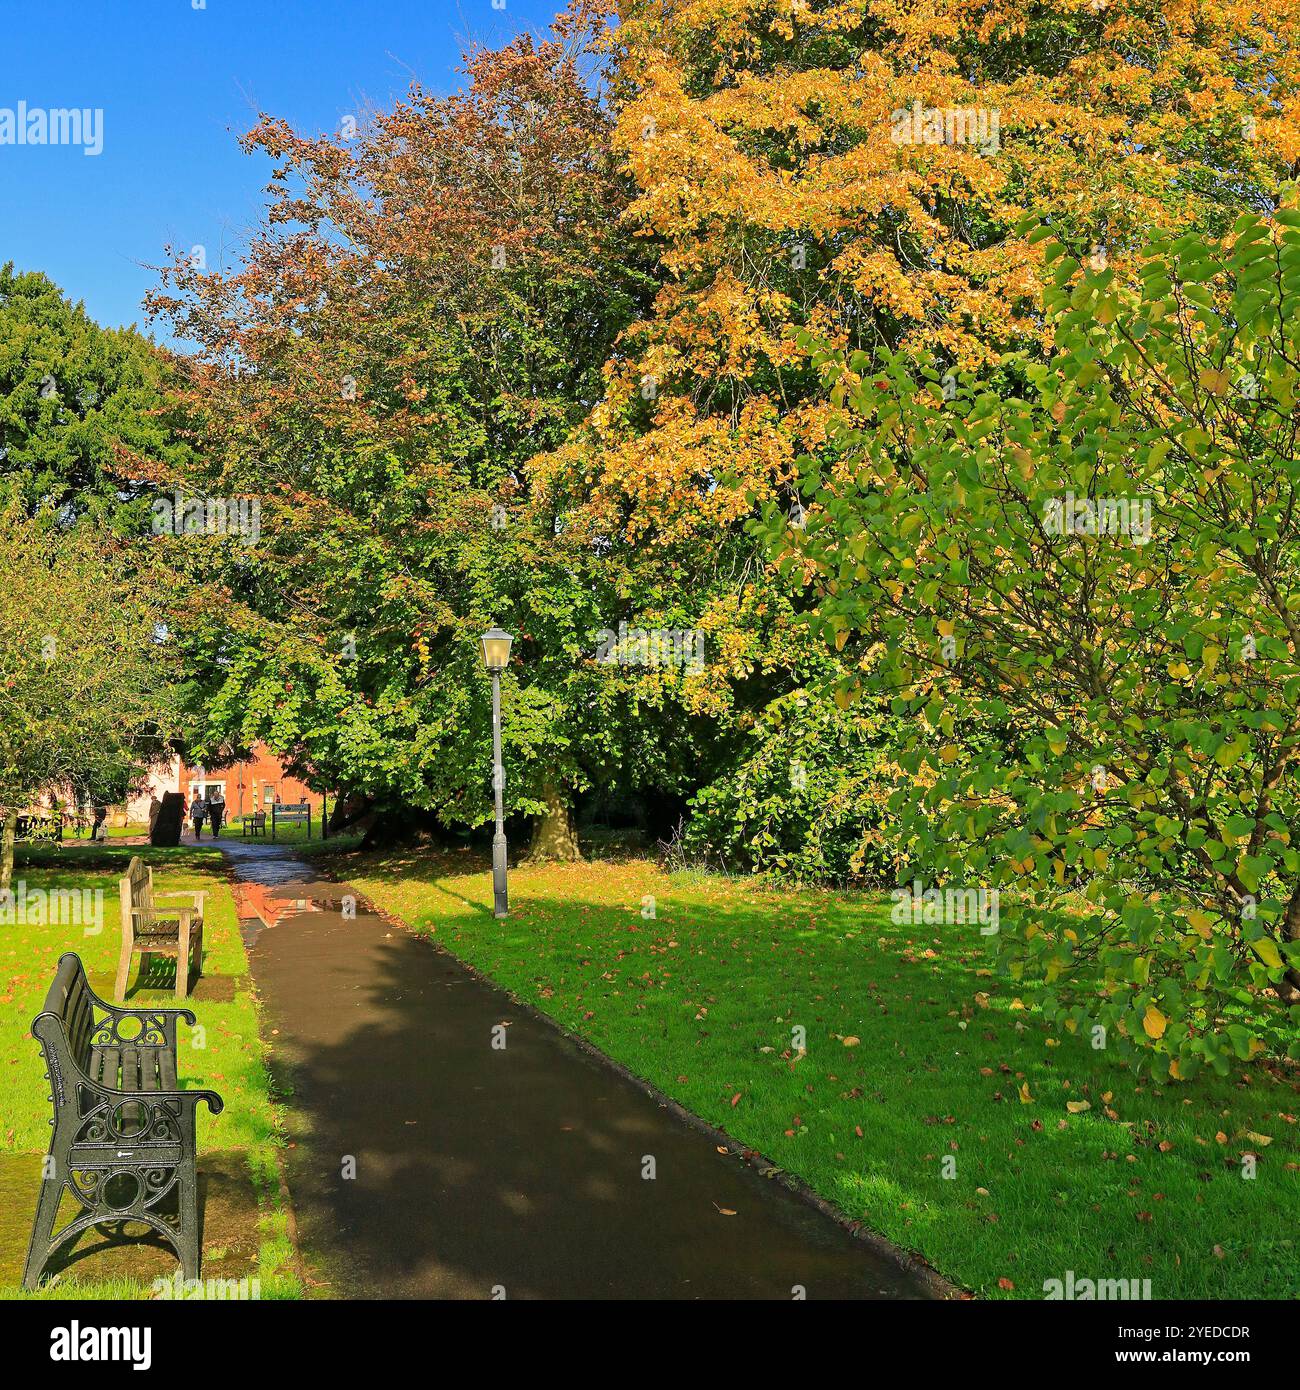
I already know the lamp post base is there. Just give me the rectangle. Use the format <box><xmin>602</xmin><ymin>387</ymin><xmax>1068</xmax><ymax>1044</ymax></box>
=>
<box><xmin>492</xmin><ymin>831</ymin><xmax>509</xmax><ymax>918</ymax></box>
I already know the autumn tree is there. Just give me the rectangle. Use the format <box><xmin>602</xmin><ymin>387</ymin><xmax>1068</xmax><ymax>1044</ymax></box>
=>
<box><xmin>771</xmin><ymin>208</ymin><xmax>1300</xmax><ymax>1074</ymax></box>
<box><xmin>548</xmin><ymin>0</ymin><xmax>1300</xmax><ymax>550</ymax></box>
<box><xmin>146</xmin><ymin>5</ymin><xmax>719</xmax><ymax>855</ymax></box>
<box><xmin>528</xmin><ymin>0</ymin><xmax>1300</xmax><ymax>878</ymax></box>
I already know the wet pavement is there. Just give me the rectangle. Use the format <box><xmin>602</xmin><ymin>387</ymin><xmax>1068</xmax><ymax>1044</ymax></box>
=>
<box><xmin>222</xmin><ymin>840</ymin><xmax>939</xmax><ymax>1300</ymax></box>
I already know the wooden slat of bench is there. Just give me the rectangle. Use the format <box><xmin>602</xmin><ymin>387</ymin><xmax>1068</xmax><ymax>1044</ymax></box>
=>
<box><xmin>139</xmin><ymin>1050</ymin><xmax>160</xmax><ymax>1091</ymax></box>
<box><xmin>121</xmin><ymin>1047</ymin><xmax>141</xmax><ymax>1092</ymax></box>
<box><xmin>92</xmin><ymin>1045</ymin><xmax>120</xmax><ymax>1087</ymax></box>
<box><xmin>159</xmin><ymin>1048</ymin><xmax>177</xmax><ymax>1091</ymax></box>
<box><xmin>67</xmin><ymin>983</ymin><xmax>93</xmax><ymax>1069</ymax></box>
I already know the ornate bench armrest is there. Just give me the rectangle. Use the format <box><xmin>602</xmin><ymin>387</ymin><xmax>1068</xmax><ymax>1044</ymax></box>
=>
<box><xmin>81</xmin><ymin>977</ymin><xmax>199</xmax><ymax>1045</ymax></box>
<box><xmin>83</xmin><ymin>1076</ymin><xmax>225</xmax><ymax>1115</ymax></box>
<box><xmin>173</xmin><ymin>1088</ymin><xmax>224</xmax><ymax>1116</ymax></box>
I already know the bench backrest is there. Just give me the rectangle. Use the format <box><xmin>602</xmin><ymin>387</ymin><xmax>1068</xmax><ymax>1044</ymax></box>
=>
<box><xmin>38</xmin><ymin>952</ymin><xmax>95</xmax><ymax>1076</ymax></box>
<box><xmin>119</xmin><ymin>855</ymin><xmax>166</xmax><ymax>935</ymax></box>
<box><xmin>253</xmin><ymin>812</ymin><xmax>266</xmax><ymax>828</ymax></box>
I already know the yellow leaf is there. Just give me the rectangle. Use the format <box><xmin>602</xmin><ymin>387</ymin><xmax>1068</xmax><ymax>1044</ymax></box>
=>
<box><xmin>1019</xmin><ymin>1081</ymin><xmax>1034</xmax><ymax>1104</ymax></box>
<box><xmin>1250</xmin><ymin>937</ymin><xmax>1283</xmax><ymax>970</ymax></box>
<box><xmin>841</xmin><ymin>1035</ymin><xmax>861</xmax><ymax>1047</ymax></box>
<box><xmin>1142</xmin><ymin>1005</ymin><xmax>1167</xmax><ymax>1039</ymax></box>
<box><xmin>1066</xmin><ymin>1100</ymin><xmax>1091</xmax><ymax>1114</ymax></box>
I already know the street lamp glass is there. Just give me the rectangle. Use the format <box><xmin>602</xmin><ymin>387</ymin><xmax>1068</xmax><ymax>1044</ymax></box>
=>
<box><xmin>480</xmin><ymin>627</ymin><xmax>513</xmax><ymax>673</ymax></box>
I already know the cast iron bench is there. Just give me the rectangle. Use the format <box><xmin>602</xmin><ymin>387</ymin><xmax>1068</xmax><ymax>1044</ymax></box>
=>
<box><xmin>23</xmin><ymin>952</ymin><xmax>223</xmax><ymax>1289</ymax></box>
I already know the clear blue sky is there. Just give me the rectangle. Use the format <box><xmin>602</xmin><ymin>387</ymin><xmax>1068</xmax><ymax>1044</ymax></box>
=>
<box><xmin>0</xmin><ymin>0</ymin><xmax>563</xmax><ymax>338</ymax></box>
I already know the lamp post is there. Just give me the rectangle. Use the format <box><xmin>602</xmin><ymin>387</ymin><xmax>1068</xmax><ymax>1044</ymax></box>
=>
<box><xmin>480</xmin><ymin>626</ymin><xmax>513</xmax><ymax>918</ymax></box>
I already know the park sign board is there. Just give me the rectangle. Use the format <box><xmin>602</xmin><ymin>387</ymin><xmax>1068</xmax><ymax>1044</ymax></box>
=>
<box><xmin>271</xmin><ymin>801</ymin><xmax>312</xmax><ymax>838</ymax></box>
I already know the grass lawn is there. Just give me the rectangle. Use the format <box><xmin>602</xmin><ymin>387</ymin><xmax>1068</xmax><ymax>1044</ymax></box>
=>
<box><xmin>217</xmin><ymin>818</ymin><xmax>335</xmax><ymax>846</ymax></box>
<box><xmin>0</xmin><ymin>842</ymin><xmax>298</xmax><ymax>1299</ymax></box>
<box><xmin>59</xmin><ymin>824</ymin><xmax>151</xmax><ymax>841</ymax></box>
<box><xmin>343</xmin><ymin>848</ymin><xmax>1300</xmax><ymax>1300</ymax></box>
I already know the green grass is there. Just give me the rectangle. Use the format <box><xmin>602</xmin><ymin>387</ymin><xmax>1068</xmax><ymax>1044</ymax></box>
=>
<box><xmin>225</xmin><ymin>817</ymin><xmax>330</xmax><ymax>845</ymax></box>
<box><xmin>340</xmin><ymin>848</ymin><xmax>1300</xmax><ymax>1300</ymax></box>
<box><xmin>59</xmin><ymin>824</ymin><xmax>151</xmax><ymax>842</ymax></box>
<box><xmin>0</xmin><ymin>843</ymin><xmax>299</xmax><ymax>1299</ymax></box>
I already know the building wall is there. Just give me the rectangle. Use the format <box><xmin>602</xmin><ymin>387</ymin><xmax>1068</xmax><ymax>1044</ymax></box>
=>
<box><xmin>123</xmin><ymin>745</ymin><xmax>330</xmax><ymax>825</ymax></box>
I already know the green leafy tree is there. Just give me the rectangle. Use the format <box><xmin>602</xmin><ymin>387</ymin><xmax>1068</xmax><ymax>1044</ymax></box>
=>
<box><xmin>682</xmin><ymin>684</ymin><xmax>909</xmax><ymax>885</ymax></box>
<box><xmin>0</xmin><ymin>510</ymin><xmax>176</xmax><ymax>886</ymax></box>
<box><xmin>0</xmin><ymin>264</ymin><xmax>191</xmax><ymax>526</ymax></box>
<box><xmin>772</xmin><ymin>207</ymin><xmax>1300</xmax><ymax>1075</ymax></box>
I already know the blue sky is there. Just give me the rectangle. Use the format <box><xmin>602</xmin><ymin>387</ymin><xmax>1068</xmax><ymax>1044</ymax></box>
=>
<box><xmin>0</xmin><ymin>0</ymin><xmax>562</xmax><ymax>337</ymax></box>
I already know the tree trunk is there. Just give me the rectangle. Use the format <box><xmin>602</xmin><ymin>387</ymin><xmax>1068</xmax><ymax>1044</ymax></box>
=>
<box><xmin>1277</xmin><ymin>879</ymin><xmax>1300</xmax><ymax>1005</ymax></box>
<box><xmin>357</xmin><ymin>806</ymin><xmax>446</xmax><ymax>852</ymax></box>
<box><xmin>1</xmin><ymin>814</ymin><xmax>14</xmax><ymax>894</ymax></box>
<box><xmin>528</xmin><ymin>781</ymin><xmax>582</xmax><ymax>862</ymax></box>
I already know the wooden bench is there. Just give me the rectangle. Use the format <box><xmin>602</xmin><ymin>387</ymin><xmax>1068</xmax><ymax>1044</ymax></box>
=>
<box><xmin>23</xmin><ymin>952</ymin><xmax>223</xmax><ymax>1289</ymax></box>
<box><xmin>116</xmin><ymin>856</ymin><xmax>205</xmax><ymax>1002</ymax></box>
<box><xmin>241</xmin><ymin>811</ymin><xmax>267</xmax><ymax>838</ymax></box>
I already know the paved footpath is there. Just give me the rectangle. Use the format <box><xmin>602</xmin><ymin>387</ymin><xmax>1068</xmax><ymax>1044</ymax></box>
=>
<box><xmin>220</xmin><ymin>840</ymin><xmax>938</xmax><ymax>1300</ymax></box>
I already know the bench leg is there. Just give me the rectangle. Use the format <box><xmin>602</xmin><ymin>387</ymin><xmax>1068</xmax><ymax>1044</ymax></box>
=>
<box><xmin>114</xmin><ymin>927</ymin><xmax>134</xmax><ymax>1003</ymax></box>
<box><xmin>193</xmin><ymin>922</ymin><xmax>204</xmax><ymax>982</ymax></box>
<box><xmin>22</xmin><ymin>1168</ymin><xmax>64</xmax><ymax>1290</ymax></box>
<box><xmin>177</xmin><ymin>1157</ymin><xmax>200</xmax><ymax>1280</ymax></box>
<box><xmin>176</xmin><ymin>922</ymin><xmax>191</xmax><ymax>1001</ymax></box>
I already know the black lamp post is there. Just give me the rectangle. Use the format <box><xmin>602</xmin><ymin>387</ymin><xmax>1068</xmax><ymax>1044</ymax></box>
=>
<box><xmin>480</xmin><ymin>627</ymin><xmax>513</xmax><ymax>918</ymax></box>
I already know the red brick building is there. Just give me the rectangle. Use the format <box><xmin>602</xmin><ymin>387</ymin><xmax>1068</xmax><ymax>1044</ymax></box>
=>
<box><xmin>124</xmin><ymin>744</ymin><xmax>330</xmax><ymax>824</ymax></box>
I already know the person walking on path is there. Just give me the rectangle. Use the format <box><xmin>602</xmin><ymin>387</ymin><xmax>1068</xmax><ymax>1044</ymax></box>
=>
<box><xmin>189</xmin><ymin>791</ymin><xmax>206</xmax><ymax>841</ymax></box>
<box><xmin>207</xmin><ymin>788</ymin><xmax>226</xmax><ymax>839</ymax></box>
